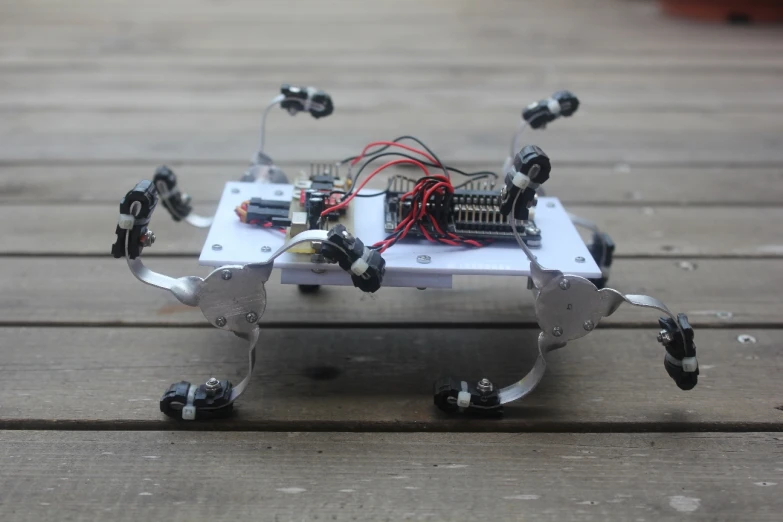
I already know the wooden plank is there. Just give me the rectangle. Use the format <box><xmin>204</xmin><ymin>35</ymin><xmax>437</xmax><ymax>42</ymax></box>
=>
<box><xmin>0</xmin><ymin>327</ymin><xmax>780</xmax><ymax>428</ymax></box>
<box><xmin>1</xmin><ymin>109</ymin><xmax>781</xmax><ymax>164</ymax></box>
<box><xmin>1</xmin><ymin>203</ymin><xmax>780</xmax><ymax>257</ymax></box>
<box><xmin>1</xmin><ymin>0</ymin><xmax>782</xmax><ymax>56</ymax></box>
<box><xmin>3</xmin><ymin>164</ymin><xmax>783</xmax><ymax>206</ymax></box>
<box><xmin>1</xmin><ymin>431</ymin><xmax>782</xmax><ymax>521</ymax></box>
<box><xmin>0</xmin><ymin>258</ymin><xmax>775</xmax><ymax>327</ymax></box>
<box><xmin>3</xmin><ymin>63</ymin><xmax>783</xmax><ymax>112</ymax></box>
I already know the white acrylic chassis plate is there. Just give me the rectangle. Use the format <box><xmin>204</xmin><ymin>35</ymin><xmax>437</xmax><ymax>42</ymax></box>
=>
<box><xmin>199</xmin><ymin>182</ymin><xmax>602</xmax><ymax>288</ymax></box>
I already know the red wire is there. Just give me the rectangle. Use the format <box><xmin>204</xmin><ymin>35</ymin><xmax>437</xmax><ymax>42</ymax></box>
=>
<box><xmin>322</xmin><ymin>158</ymin><xmax>431</xmax><ymax>217</ymax></box>
<box><xmin>350</xmin><ymin>141</ymin><xmax>439</xmax><ymax>167</ymax></box>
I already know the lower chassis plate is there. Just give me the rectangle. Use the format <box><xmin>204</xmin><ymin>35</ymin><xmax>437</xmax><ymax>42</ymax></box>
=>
<box><xmin>199</xmin><ymin>182</ymin><xmax>602</xmax><ymax>288</ymax></box>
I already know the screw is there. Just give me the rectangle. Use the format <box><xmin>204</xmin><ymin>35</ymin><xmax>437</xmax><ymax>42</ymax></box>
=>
<box><xmin>212</xmin><ymin>244</ymin><xmax>223</xmax><ymax>251</ymax></box>
<box><xmin>246</xmin><ymin>311</ymin><xmax>258</xmax><ymax>323</ymax></box>
<box><xmin>546</xmin><ymin>202</ymin><xmax>556</xmax><ymax>208</ymax></box>
<box><xmin>525</xmin><ymin>226</ymin><xmax>540</xmax><ymax>236</ymax></box>
<box><xmin>583</xmin><ymin>320</ymin><xmax>594</xmax><ymax>331</ymax></box>
<box><xmin>311</xmin><ymin>268</ymin><xmax>326</xmax><ymax>274</ymax></box>
<box><xmin>261</xmin><ymin>245</ymin><xmax>272</xmax><ymax>253</ymax></box>
<box><xmin>141</xmin><ymin>230</ymin><xmax>156</xmax><ymax>247</ymax></box>
<box><xmin>737</xmin><ymin>334</ymin><xmax>757</xmax><ymax>344</ymax></box>
<box><xmin>552</xmin><ymin>326</ymin><xmax>563</xmax><ymax>337</ymax></box>
<box><xmin>575</xmin><ymin>256</ymin><xmax>585</xmax><ymax>263</ymax></box>
<box><xmin>657</xmin><ymin>330</ymin><xmax>673</xmax><ymax>344</ymax></box>
<box><xmin>417</xmin><ymin>255</ymin><xmax>431</xmax><ymax>264</ymax></box>
<box><xmin>716</xmin><ymin>311</ymin><xmax>733</xmax><ymax>320</ymax></box>
<box><xmin>215</xmin><ymin>316</ymin><xmax>227</xmax><ymax>327</ymax></box>
<box><xmin>231</xmin><ymin>188</ymin><xmax>240</xmax><ymax>194</ymax></box>
<box><xmin>559</xmin><ymin>278</ymin><xmax>570</xmax><ymax>290</ymax></box>
<box><xmin>205</xmin><ymin>377</ymin><xmax>221</xmax><ymax>395</ymax></box>
<box><xmin>476</xmin><ymin>378</ymin><xmax>494</xmax><ymax>393</ymax></box>
<box><xmin>221</xmin><ymin>269</ymin><xmax>232</xmax><ymax>280</ymax></box>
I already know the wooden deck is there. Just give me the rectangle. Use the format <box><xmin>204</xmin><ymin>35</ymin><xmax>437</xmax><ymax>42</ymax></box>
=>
<box><xmin>1</xmin><ymin>0</ymin><xmax>783</xmax><ymax>519</ymax></box>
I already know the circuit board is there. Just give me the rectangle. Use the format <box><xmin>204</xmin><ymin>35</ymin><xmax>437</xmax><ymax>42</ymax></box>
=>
<box><xmin>384</xmin><ymin>187</ymin><xmax>541</xmax><ymax>246</ymax></box>
<box><xmin>199</xmin><ymin>182</ymin><xmax>602</xmax><ymax>288</ymax></box>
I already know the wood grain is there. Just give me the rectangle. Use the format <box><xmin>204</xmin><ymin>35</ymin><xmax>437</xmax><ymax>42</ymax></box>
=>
<box><xmin>3</xmin><ymin>164</ymin><xmax>782</xmax><ymax>206</ymax></box>
<box><xmin>1</xmin><ymin>431</ymin><xmax>782</xmax><ymax>522</ymax></box>
<box><xmin>0</xmin><ymin>327</ymin><xmax>780</xmax><ymax>428</ymax></box>
<box><xmin>0</xmin><ymin>258</ymin><xmax>776</xmax><ymax>327</ymax></box>
<box><xmin>1</xmin><ymin>203</ymin><xmax>778</xmax><ymax>257</ymax></box>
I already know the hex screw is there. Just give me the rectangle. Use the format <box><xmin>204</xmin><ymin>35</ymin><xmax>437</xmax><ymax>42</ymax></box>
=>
<box><xmin>261</xmin><ymin>246</ymin><xmax>272</xmax><ymax>253</ymax></box>
<box><xmin>546</xmin><ymin>202</ymin><xmax>556</xmax><ymax>208</ymax></box>
<box><xmin>205</xmin><ymin>377</ymin><xmax>221</xmax><ymax>395</ymax></box>
<box><xmin>575</xmin><ymin>256</ymin><xmax>585</xmax><ymax>263</ymax></box>
<box><xmin>476</xmin><ymin>378</ymin><xmax>494</xmax><ymax>393</ymax></box>
<box><xmin>274</xmin><ymin>190</ymin><xmax>284</xmax><ymax>196</ymax></box>
<box><xmin>215</xmin><ymin>316</ymin><xmax>227</xmax><ymax>327</ymax></box>
<box><xmin>559</xmin><ymin>279</ymin><xmax>570</xmax><ymax>290</ymax></box>
<box><xmin>231</xmin><ymin>188</ymin><xmax>240</xmax><ymax>194</ymax></box>
<box><xmin>221</xmin><ymin>269</ymin><xmax>232</xmax><ymax>280</ymax></box>
<box><xmin>737</xmin><ymin>334</ymin><xmax>757</xmax><ymax>344</ymax></box>
<box><xmin>552</xmin><ymin>326</ymin><xmax>563</xmax><ymax>337</ymax></box>
<box><xmin>583</xmin><ymin>320</ymin><xmax>594</xmax><ymax>331</ymax></box>
<box><xmin>417</xmin><ymin>255</ymin><xmax>431</xmax><ymax>264</ymax></box>
<box><xmin>212</xmin><ymin>244</ymin><xmax>223</xmax><ymax>251</ymax></box>
<box><xmin>246</xmin><ymin>311</ymin><xmax>258</xmax><ymax>323</ymax></box>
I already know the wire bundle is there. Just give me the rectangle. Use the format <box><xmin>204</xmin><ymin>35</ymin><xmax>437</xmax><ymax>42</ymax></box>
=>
<box><xmin>325</xmin><ymin>137</ymin><xmax>498</xmax><ymax>253</ymax></box>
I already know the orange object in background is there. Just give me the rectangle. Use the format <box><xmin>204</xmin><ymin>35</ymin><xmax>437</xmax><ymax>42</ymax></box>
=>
<box><xmin>660</xmin><ymin>0</ymin><xmax>783</xmax><ymax>23</ymax></box>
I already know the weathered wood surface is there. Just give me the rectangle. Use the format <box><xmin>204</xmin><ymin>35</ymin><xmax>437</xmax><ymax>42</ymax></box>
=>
<box><xmin>2</xmin><ymin>204</ymin><xmax>781</xmax><ymax>257</ymax></box>
<box><xmin>0</xmin><ymin>258</ymin><xmax>776</xmax><ymax>326</ymax></box>
<box><xmin>1</xmin><ymin>431</ymin><xmax>782</xmax><ymax>522</ymax></box>
<box><xmin>2</xmin><ymin>0</ymin><xmax>783</xmax><ymax>518</ymax></box>
<box><xmin>3</xmin><ymin>164</ymin><xmax>782</xmax><ymax>206</ymax></box>
<box><xmin>0</xmin><ymin>327</ymin><xmax>779</xmax><ymax>429</ymax></box>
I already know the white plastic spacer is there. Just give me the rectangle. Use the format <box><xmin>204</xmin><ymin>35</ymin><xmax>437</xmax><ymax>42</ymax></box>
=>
<box><xmin>681</xmin><ymin>356</ymin><xmax>698</xmax><ymax>373</ymax></box>
<box><xmin>118</xmin><ymin>213</ymin><xmax>135</xmax><ymax>230</ymax></box>
<box><xmin>181</xmin><ymin>405</ymin><xmax>196</xmax><ymax>420</ymax></box>
<box><xmin>547</xmin><ymin>98</ymin><xmax>562</xmax><ymax>116</ymax></box>
<box><xmin>457</xmin><ymin>391</ymin><xmax>471</xmax><ymax>408</ymax></box>
<box><xmin>511</xmin><ymin>172</ymin><xmax>530</xmax><ymax>190</ymax></box>
<box><xmin>350</xmin><ymin>257</ymin><xmax>370</xmax><ymax>276</ymax></box>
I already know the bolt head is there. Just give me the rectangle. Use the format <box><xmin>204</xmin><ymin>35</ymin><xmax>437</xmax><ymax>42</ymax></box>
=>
<box><xmin>231</xmin><ymin>188</ymin><xmax>240</xmax><ymax>194</ymax></box>
<box><xmin>245</xmin><ymin>311</ymin><xmax>258</xmax><ymax>323</ymax></box>
<box><xmin>476</xmin><ymin>378</ymin><xmax>494</xmax><ymax>393</ymax></box>
<box><xmin>552</xmin><ymin>326</ymin><xmax>563</xmax><ymax>337</ymax></box>
<box><xmin>559</xmin><ymin>278</ymin><xmax>570</xmax><ymax>290</ymax></box>
<box><xmin>417</xmin><ymin>255</ymin><xmax>431</xmax><ymax>264</ymax></box>
<box><xmin>215</xmin><ymin>316</ymin><xmax>227</xmax><ymax>327</ymax></box>
<box><xmin>274</xmin><ymin>190</ymin><xmax>284</xmax><ymax>196</ymax></box>
<box><xmin>546</xmin><ymin>202</ymin><xmax>556</xmax><ymax>208</ymax></box>
<box><xmin>657</xmin><ymin>330</ymin><xmax>673</xmax><ymax>345</ymax></box>
<box><xmin>221</xmin><ymin>269</ymin><xmax>232</xmax><ymax>280</ymax></box>
<box><xmin>205</xmin><ymin>377</ymin><xmax>221</xmax><ymax>395</ymax></box>
<box><xmin>583</xmin><ymin>320</ymin><xmax>594</xmax><ymax>331</ymax></box>
<box><xmin>261</xmin><ymin>246</ymin><xmax>272</xmax><ymax>253</ymax></box>
<box><xmin>575</xmin><ymin>256</ymin><xmax>585</xmax><ymax>263</ymax></box>
<box><xmin>212</xmin><ymin>244</ymin><xmax>223</xmax><ymax>251</ymax></box>
<box><xmin>737</xmin><ymin>334</ymin><xmax>757</xmax><ymax>344</ymax></box>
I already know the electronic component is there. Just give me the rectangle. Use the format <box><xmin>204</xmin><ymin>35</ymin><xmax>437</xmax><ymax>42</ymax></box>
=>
<box><xmin>499</xmin><ymin>145</ymin><xmax>551</xmax><ymax>221</ymax></box>
<box><xmin>107</xmin><ymin>85</ymin><xmax>701</xmax><ymax>422</ymax></box>
<box><xmin>111</xmin><ymin>180</ymin><xmax>158</xmax><ymax>260</ymax></box>
<box><xmin>243</xmin><ymin>198</ymin><xmax>292</xmax><ymax>227</ymax></box>
<box><xmin>280</xmin><ymin>84</ymin><xmax>334</xmax><ymax>119</ymax></box>
<box><xmin>321</xmin><ymin>224</ymin><xmax>385</xmax><ymax>293</ymax></box>
<box><xmin>522</xmin><ymin>90</ymin><xmax>580</xmax><ymax>129</ymax></box>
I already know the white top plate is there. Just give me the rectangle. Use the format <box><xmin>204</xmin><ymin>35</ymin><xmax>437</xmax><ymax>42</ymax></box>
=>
<box><xmin>199</xmin><ymin>182</ymin><xmax>602</xmax><ymax>287</ymax></box>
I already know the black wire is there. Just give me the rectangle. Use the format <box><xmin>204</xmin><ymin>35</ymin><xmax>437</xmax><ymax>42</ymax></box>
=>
<box><xmin>345</xmin><ymin>151</ymin><xmax>498</xmax><ymax>198</ymax></box>
<box><xmin>339</xmin><ymin>135</ymin><xmax>473</xmax><ymax>181</ymax></box>
<box><xmin>452</xmin><ymin>174</ymin><xmax>494</xmax><ymax>190</ymax></box>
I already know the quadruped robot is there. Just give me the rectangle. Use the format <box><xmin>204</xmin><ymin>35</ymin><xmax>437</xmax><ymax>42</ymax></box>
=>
<box><xmin>111</xmin><ymin>85</ymin><xmax>699</xmax><ymax>420</ymax></box>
